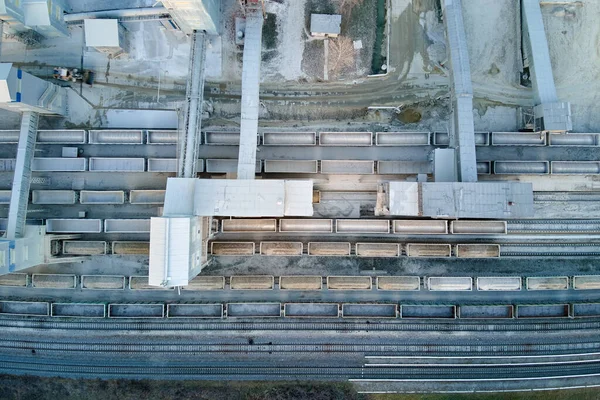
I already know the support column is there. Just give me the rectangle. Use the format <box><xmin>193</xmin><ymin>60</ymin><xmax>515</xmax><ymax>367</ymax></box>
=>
<box><xmin>443</xmin><ymin>0</ymin><xmax>477</xmax><ymax>182</ymax></box>
<box><xmin>237</xmin><ymin>9</ymin><xmax>263</xmax><ymax>180</ymax></box>
<box><xmin>6</xmin><ymin>112</ymin><xmax>39</xmax><ymax>239</ymax></box>
<box><xmin>522</xmin><ymin>0</ymin><xmax>571</xmax><ymax>132</ymax></box>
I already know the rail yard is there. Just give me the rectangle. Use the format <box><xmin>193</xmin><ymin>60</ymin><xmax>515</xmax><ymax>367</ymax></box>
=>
<box><xmin>0</xmin><ymin>0</ymin><xmax>599</xmax><ymax>396</ymax></box>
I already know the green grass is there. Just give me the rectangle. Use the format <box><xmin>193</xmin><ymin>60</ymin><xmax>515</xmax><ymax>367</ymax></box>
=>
<box><xmin>371</xmin><ymin>389</ymin><xmax>600</xmax><ymax>400</ymax></box>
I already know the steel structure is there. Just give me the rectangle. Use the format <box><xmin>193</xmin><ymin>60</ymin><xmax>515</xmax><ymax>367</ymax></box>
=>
<box><xmin>177</xmin><ymin>31</ymin><xmax>206</xmax><ymax>178</ymax></box>
<box><xmin>237</xmin><ymin>7</ymin><xmax>263</xmax><ymax>179</ymax></box>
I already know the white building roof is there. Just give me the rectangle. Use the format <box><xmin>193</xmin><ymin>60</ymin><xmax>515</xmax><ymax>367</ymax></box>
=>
<box><xmin>421</xmin><ymin>182</ymin><xmax>534</xmax><ymax>219</ymax></box>
<box><xmin>23</xmin><ymin>1</ymin><xmax>50</xmax><ymax>27</ymax></box>
<box><xmin>310</xmin><ymin>14</ymin><xmax>341</xmax><ymax>35</ymax></box>
<box><xmin>162</xmin><ymin>178</ymin><xmax>313</xmax><ymax>217</ymax></box>
<box><xmin>149</xmin><ymin>216</ymin><xmax>197</xmax><ymax>287</ymax></box>
<box><xmin>387</xmin><ymin>181</ymin><xmax>534</xmax><ymax>219</ymax></box>
<box><xmin>0</xmin><ymin>63</ymin><xmax>12</xmax><ymax>103</ymax></box>
<box><xmin>388</xmin><ymin>182</ymin><xmax>419</xmax><ymax>216</ymax></box>
<box><xmin>84</xmin><ymin>19</ymin><xmax>120</xmax><ymax>47</ymax></box>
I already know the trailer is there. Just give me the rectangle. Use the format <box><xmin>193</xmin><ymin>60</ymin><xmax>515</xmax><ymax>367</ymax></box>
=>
<box><xmin>406</xmin><ymin>243</ymin><xmax>452</xmax><ymax>257</ymax></box>
<box><xmin>377</xmin><ymin>161</ymin><xmax>431</xmax><ymax>174</ymax></box>
<box><xmin>0</xmin><ymin>130</ymin><xmax>19</xmax><ymax>143</ymax></box>
<box><xmin>111</xmin><ymin>242</ymin><xmax>150</xmax><ymax>255</ymax></box>
<box><xmin>205</xmin><ymin>159</ymin><xmax>262</xmax><ymax>173</ymax></box>
<box><xmin>104</xmin><ymin>219</ymin><xmax>151</xmax><ymax>233</ymax></box>
<box><xmin>393</xmin><ymin>220</ymin><xmax>448</xmax><ymax>234</ymax></box>
<box><xmin>88</xmin><ymin>130</ymin><xmax>144</xmax><ymax>144</ymax></box>
<box><xmin>221</xmin><ymin>219</ymin><xmax>277</xmax><ymax>233</ymax></box>
<box><xmin>308</xmin><ymin>242</ymin><xmax>351</xmax><ymax>256</ymax></box>
<box><xmin>262</xmin><ymin>132</ymin><xmax>316</xmax><ymax>146</ymax></box>
<box><xmin>355</xmin><ymin>243</ymin><xmax>400</xmax><ymax>257</ymax></box>
<box><xmin>0</xmin><ymin>190</ymin><xmax>10</xmax><ymax>204</ymax></box>
<box><xmin>377</xmin><ymin>276</ymin><xmax>420</xmax><ymax>291</ymax></box>
<box><xmin>32</xmin><ymin>157</ymin><xmax>87</xmax><ymax>171</ymax></box>
<box><xmin>211</xmin><ymin>242</ymin><xmax>255</xmax><ymax>255</ymax></box>
<box><xmin>63</xmin><ymin>241</ymin><xmax>107</xmax><ymax>255</ymax></box>
<box><xmin>37</xmin><ymin>130</ymin><xmax>86</xmax><ymax>144</ymax></box>
<box><xmin>375</xmin><ymin>131</ymin><xmax>430</xmax><ymax>146</ymax></box>
<box><xmin>46</xmin><ymin>219</ymin><xmax>102</xmax><ymax>233</ymax></box>
<box><xmin>327</xmin><ymin>276</ymin><xmax>372</xmax><ymax>290</ymax></box>
<box><xmin>129</xmin><ymin>190</ymin><xmax>165</xmax><ymax>204</ymax></box>
<box><xmin>147</xmin><ymin>130</ymin><xmax>178</xmax><ymax>144</ymax></box>
<box><xmin>319</xmin><ymin>132</ymin><xmax>372</xmax><ymax>146</ymax></box>
<box><xmin>279</xmin><ymin>276</ymin><xmax>323</xmax><ymax>290</ymax></box>
<box><xmin>335</xmin><ymin>219</ymin><xmax>390</xmax><ymax>234</ymax></box>
<box><xmin>89</xmin><ymin>157</ymin><xmax>145</xmax><ymax>172</ymax></box>
<box><xmin>80</xmin><ymin>191</ymin><xmax>125</xmax><ymax>204</ymax></box>
<box><xmin>493</xmin><ymin>161</ymin><xmax>550</xmax><ymax>175</ymax></box>
<box><xmin>549</xmin><ymin>133</ymin><xmax>600</xmax><ymax>147</ymax></box>
<box><xmin>259</xmin><ymin>242</ymin><xmax>303</xmax><ymax>256</ymax></box>
<box><xmin>32</xmin><ymin>190</ymin><xmax>77</xmax><ymax>205</ymax></box>
<box><xmin>147</xmin><ymin>158</ymin><xmax>178</xmax><ymax>173</ymax></box>
<box><xmin>279</xmin><ymin>219</ymin><xmax>333</xmax><ymax>233</ymax></box>
<box><xmin>456</xmin><ymin>244</ymin><xmax>501</xmax><ymax>258</ymax></box>
<box><xmin>491</xmin><ymin>132</ymin><xmax>546</xmax><ymax>146</ymax></box>
<box><xmin>450</xmin><ymin>220</ymin><xmax>507</xmax><ymax>234</ymax></box>
<box><xmin>321</xmin><ymin>160</ymin><xmax>374</xmax><ymax>174</ymax></box>
<box><xmin>551</xmin><ymin>161</ymin><xmax>600</xmax><ymax>175</ymax></box>
<box><xmin>264</xmin><ymin>160</ymin><xmax>318</xmax><ymax>173</ymax></box>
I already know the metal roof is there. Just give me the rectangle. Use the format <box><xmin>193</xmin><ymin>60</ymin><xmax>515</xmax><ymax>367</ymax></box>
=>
<box><xmin>310</xmin><ymin>14</ymin><xmax>341</xmax><ymax>35</ymax></box>
<box><xmin>162</xmin><ymin>178</ymin><xmax>313</xmax><ymax>217</ymax></box>
<box><xmin>149</xmin><ymin>216</ymin><xmax>204</xmax><ymax>287</ymax></box>
<box><xmin>238</xmin><ymin>10</ymin><xmax>263</xmax><ymax>179</ymax></box>
<box><xmin>23</xmin><ymin>1</ymin><xmax>50</xmax><ymax>27</ymax></box>
<box><xmin>387</xmin><ymin>181</ymin><xmax>534</xmax><ymax>219</ymax></box>
<box><xmin>420</xmin><ymin>182</ymin><xmax>534</xmax><ymax>219</ymax></box>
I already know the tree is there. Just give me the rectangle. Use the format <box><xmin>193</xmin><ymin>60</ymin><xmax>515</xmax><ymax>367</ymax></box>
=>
<box><xmin>328</xmin><ymin>36</ymin><xmax>355</xmax><ymax>79</ymax></box>
<box><xmin>338</xmin><ymin>0</ymin><xmax>364</xmax><ymax>18</ymax></box>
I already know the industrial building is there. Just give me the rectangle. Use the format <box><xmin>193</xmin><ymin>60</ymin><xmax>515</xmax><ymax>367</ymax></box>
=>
<box><xmin>0</xmin><ymin>0</ymin><xmax>598</xmax><ymax>394</ymax></box>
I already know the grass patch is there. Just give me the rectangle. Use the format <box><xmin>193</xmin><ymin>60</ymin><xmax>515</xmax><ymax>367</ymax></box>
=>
<box><xmin>262</xmin><ymin>13</ymin><xmax>278</xmax><ymax>50</ymax></box>
<box><xmin>371</xmin><ymin>0</ymin><xmax>387</xmax><ymax>74</ymax></box>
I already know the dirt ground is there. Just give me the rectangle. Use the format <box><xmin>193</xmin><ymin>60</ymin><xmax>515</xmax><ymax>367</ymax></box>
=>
<box><xmin>0</xmin><ymin>377</ymin><xmax>363</xmax><ymax>400</ymax></box>
<box><xmin>1</xmin><ymin>375</ymin><xmax>600</xmax><ymax>400</ymax></box>
<box><xmin>542</xmin><ymin>1</ymin><xmax>600</xmax><ymax>132</ymax></box>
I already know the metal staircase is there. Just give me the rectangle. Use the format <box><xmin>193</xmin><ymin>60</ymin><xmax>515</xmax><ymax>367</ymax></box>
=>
<box><xmin>6</xmin><ymin>112</ymin><xmax>39</xmax><ymax>239</ymax></box>
<box><xmin>177</xmin><ymin>30</ymin><xmax>206</xmax><ymax>178</ymax></box>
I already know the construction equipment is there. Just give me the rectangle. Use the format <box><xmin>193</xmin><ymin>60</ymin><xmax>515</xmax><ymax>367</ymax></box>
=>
<box><xmin>52</xmin><ymin>67</ymin><xmax>95</xmax><ymax>85</ymax></box>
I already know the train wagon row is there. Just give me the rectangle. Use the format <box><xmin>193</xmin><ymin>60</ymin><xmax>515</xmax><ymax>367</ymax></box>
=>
<box><xmin>210</xmin><ymin>241</ymin><xmax>501</xmax><ymax>258</ymax></box>
<box><xmin>0</xmin><ymin>298</ymin><xmax>596</xmax><ymax>319</ymax></box>
<box><xmin>1</xmin><ymin>156</ymin><xmax>598</xmax><ymax>176</ymax></box>
<box><xmin>6</xmin><ymin>273</ymin><xmax>597</xmax><ymax>292</ymax></box>
<box><xmin>219</xmin><ymin>218</ymin><xmax>507</xmax><ymax>235</ymax></box>
<box><xmin>0</xmin><ymin>129</ymin><xmax>179</xmax><ymax>145</ymax></box>
<box><xmin>0</xmin><ymin>129</ymin><xmax>597</xmax><ymax>148</ymax></box>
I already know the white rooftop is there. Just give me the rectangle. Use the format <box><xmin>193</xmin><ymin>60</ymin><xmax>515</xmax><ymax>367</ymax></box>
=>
<box><xmin>84</xmin><ymin>19</ymin><xmax>120</xmax><ymax>48</ymax></box>
<box><xmin>388</xmin><ymin>181</ymin><xmax>534</xmax><ymax>219</ymax></box>
<box><xmin>162</xmin><ymin>178</ymin><xmax>313</xmax><ymax>217</ymax></box>
<box><xmin>23</xmin><ymin>1</ymin><xmax>51</xmax><ymax>27</ymax></box>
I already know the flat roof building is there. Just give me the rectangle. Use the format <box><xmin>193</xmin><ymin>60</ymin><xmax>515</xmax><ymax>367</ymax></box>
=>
<box><xmin>310</xmin><ymin>14</ymin><xmax>341</xmax><ymax>38</ymax></box>
<box><xmin>84</xmin><ymin>19</ymin><xmax>128</xmax><ymax>55</ymax></box>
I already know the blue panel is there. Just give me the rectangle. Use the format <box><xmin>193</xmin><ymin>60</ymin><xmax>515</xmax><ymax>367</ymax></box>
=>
<box><xmin>17</xmin><ymin>69</ymin><xmax>22</xmax><ymax>79</ymax></box>
<box><xmin>15</xmin><ymin>92</ymin><xmax>21</xmax><ymax>102</ymax></box>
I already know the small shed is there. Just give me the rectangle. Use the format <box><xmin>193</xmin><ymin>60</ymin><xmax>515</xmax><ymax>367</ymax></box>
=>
<box><xmin>310</xmin><ymin>14</ymin><xmax>341</xmax><ymax>38</ymax></box>
<box><xmin>84</xmin><ymin>19</ymin><xmax>128</xmax><ymax>55</ymax></box>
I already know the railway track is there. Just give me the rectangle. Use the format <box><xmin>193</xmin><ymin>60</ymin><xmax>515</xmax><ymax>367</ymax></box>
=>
<box><xmin>501</xmin><ymin>243</ymin><xmax>600</xmax><ymax>256</ymax></box>
<box><xmin>3</xmin><ymin>356</ymin><xmax>600</xmax><ymax>381</ymax></box>
<box><xmin>5</xmin><ymin>340</ymin><xmax>600</xmax><ymax>355</ymax></box>
<box><xmin>507</xmin><ymin>219</ymin><xmax>600</xmax><ymax>234</ymax></box>
<box><xmin>2</xmin><ymin>316</ymin><xmax>600</xmax><ymax>332</ymax></box>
